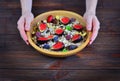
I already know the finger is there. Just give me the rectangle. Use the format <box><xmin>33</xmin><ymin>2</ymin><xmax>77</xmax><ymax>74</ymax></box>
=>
<box><xmin>89</xmin><ymin>17</ymin><xmax>100</xmax><ymax>44</ymax></box>
<box><xmin>17</xmin><ymin>18</ymin><xmax>29</xmax><ymax>45</ymax></box>
<box><xmin>19</xmin><ymin>24</ymin><xmax>29</xmax><ymax>45</ymax></box>
<box><xmin>17</xmin><ymin>16</ymin><xmax>24</xmax><ymax>27</ymax></box>
<box><xmin>17</xmin><ymin>17</ymin><xmax>24</xmax><ymax>33</ymax></box>
<box><xmin>89</xmin><ymin>28</ymin><xmax>98</xmax><ymax>45</ymax></box>
<box><xmin>25</xmin><ymin>17</ymin><xmax>32</xmax><ymax>31</ymax></box>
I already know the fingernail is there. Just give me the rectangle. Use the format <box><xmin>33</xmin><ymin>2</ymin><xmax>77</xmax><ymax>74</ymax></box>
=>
<box><xmin>88</xmin><ymin>40</ymin><xmax>92</xmax><ymax>45</ymax></box>
<box><xmin>26</xmin><ymin>40</ymin><xmax>29</xmax><ymax>45</ymax></box>
<box><xmin>89</xmin><ymin>42</ymin><xmax>92</xmax><ymax>45</ymax></box>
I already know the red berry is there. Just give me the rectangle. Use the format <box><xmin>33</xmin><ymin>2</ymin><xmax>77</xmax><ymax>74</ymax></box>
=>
<box><xmin>39</xmin><ymin>23</ymin><xmax>47</xmax><ymax>32</ymax></box>
<box><xmin>55</xmin><ymin>28</ymin><xmax>64</xmax><ymax>35</ymax></box>
<box><xmin>47</xmin><ymin>15</ymin><xmax>53</xmax><ymax>23</ymax></box>
<box><xmin>37</xmin><ymin>37</ymin><xmax>48</xmax><ymax>44</ymax></box>
<box><xmin>38</xmin><ymin>37</ymin><xmax>48</xmax><ymax>41</ymax></box>
<box><xmin>73</xmin><ymin>24</ymin><xmax>83</xmax><ymax>30</ymax></box>
<box><xmin>47</xmin><ymin>35</ymin><xmax>54</xmax><ymax>40</ymax></box>
<box><xmin>71</xmin><ymin>34</ymin><xmax>82</xmax><ymax>43</ymax></box>
<box><xmin>61</xmin><ymin>17</ymin><xmax>70</xmax><ymax>24</ymax></box>
<box><xmin>51</xmin><ymin>42</ymin><xmax>64</xmax><ymax>50</ymax></box>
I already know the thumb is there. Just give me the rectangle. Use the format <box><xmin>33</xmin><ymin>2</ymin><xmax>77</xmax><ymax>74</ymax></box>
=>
<box><xmin>86</xmin><ymin>16</ymin><xmax>92</xmax><ymax>31</ymax></box>
<box><xmin>25</xmin><ymin>14</ymin><xmax>34</xmax><ymax>31</ymax></box>
<box><xmin>25</xmin><ymin>18</ymin><xmax>32</xmax><ymax>31</ymax></box>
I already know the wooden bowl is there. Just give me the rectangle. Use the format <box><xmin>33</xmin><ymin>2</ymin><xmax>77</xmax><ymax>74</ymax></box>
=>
<box><xmin>27</xmin><ymin>10</ymin><xmax>91</xmax><ymax>57</ymax></box>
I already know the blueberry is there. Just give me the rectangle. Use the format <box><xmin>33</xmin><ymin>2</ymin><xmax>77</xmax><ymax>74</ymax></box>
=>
<box><xmin>68</xmin><ymin>45</ymin><xmax>78</xmax><ymax>50</ymax></box>
<box><xmin>43</xmin><ymin>44</ymin><xmax>50</xmax><ymax>49</ymax></box>
<box><xmin>53</xmin><ymin>36</ymin><xmax>59</xmax><ymax>42</ymax></box>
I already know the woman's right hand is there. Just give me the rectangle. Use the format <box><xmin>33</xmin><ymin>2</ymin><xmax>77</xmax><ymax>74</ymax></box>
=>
<box><xmin>17</xmin><ymin>12</ymin><xmax>34</xmax><ymax>45</ymax></box>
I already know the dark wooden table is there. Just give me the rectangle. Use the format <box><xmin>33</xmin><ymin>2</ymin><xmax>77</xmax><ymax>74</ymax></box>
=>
<box><xmin>0</xmin><ymin>0</ymin><xmax>120</xmax><ymax>81</ymax></box>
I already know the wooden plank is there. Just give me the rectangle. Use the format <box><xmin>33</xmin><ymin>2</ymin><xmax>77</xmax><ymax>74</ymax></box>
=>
<box><xmin>5</xmin><ymin>17</ymin><xmax>19</xmax><ymax>34</ymax></box>
<box><xmin>4</xmin><ymin>34</ymin><xmax>32</xmax><ymax>51</ymax></box>
<box><xmin>0</xmin><ymin>48</ymin><xmax>119</xmax><ymax>70</ymax></box>
<box><xmin>32</xmin><ymin>0</ymin><xmax>102</xmax><ymax>9</ymax></box>
<box><xmin>32</xmin><ymin>0</ymin><xmax>85</xmax><ymax>8</ymax></box>
<box><xmin>0</xmin><ymin>0</ymin><xmax>103</xmax><ymax>17</ymax></box>
<box><xmin>0</xmin><ymin>0</ymin><xmax>103</xmax><ymax>9</ymax></box>
<box><xmin>0</xmin><ymin>18</ymin><xmax>6</xmax><ymax>34</ymax></box>
<box><xmin>0</xmin><ymin>1</ymin><xmax>20</xmax><ymax>9</ymax></box>
<box><xmin>102</xmin><ymin>0</ymin><xmax>120</xmax><ymax>9</ymax></box>
<box><xmin>0</xmin><ymin>35</ymin><xmax>5</xmax><ymax>48</ymax></box>
<box><xmin>0</xmin><ymin>70</ymin><xmax>120</xmax><ymax>81</ymax></box>
<box><xmin>97</xmin><ymin>9</ymin><xmax>120</xmax><ymax>32</ymax></box>
<box><xmin>0</xmin><ymin>9</ymin><xmax>21</xmax><ymax>18</ymax></box>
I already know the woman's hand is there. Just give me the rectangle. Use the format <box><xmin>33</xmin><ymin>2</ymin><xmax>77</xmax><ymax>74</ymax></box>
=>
<box><xmin>17</xmin><ymin>12</ymin><xmax>34</xmax><ymax>45</ymax></box>
<box><xmin>83</xmin><ymin>12</ymin><xmax>100</xmax><ymax>45</ymax></box>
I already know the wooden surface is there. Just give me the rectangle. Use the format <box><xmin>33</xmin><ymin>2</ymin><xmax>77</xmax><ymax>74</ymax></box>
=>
<box><xmin>0</xmin><ymin>0</ymin><xmax>120</xmax><ymax>81</ymax></box>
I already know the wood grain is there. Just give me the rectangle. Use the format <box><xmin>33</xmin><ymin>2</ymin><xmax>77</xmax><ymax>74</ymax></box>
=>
<box><xmin>0</xmin><ymin>70</ymin><xmax>120</xmax><ymax>81</ymax></box>
<box><xmin>0</xmin><ymin>0</ymin><xmax>120</xmax><ymax>81</ymax></box>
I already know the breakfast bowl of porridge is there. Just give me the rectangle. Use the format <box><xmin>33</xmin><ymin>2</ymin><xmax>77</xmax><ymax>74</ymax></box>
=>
<box><xmin>27</xmin><ymin>10</ymin><xmax>91</xmax><ymax>57</ymax></box>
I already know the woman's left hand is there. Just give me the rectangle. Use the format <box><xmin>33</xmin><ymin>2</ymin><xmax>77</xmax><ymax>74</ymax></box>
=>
<box><xmin>83</xmin><ymin>12</ymin><xmax>100</xmax><ymax>45</ymax></box>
